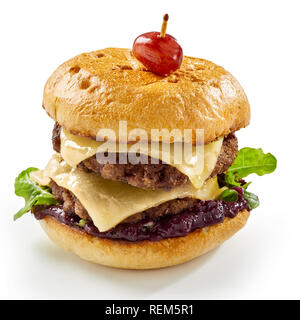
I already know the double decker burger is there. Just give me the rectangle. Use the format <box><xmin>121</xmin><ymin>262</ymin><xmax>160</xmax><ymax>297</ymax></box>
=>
<box><xmin>14</xmin><ymin>16</ymin><xmax>276</xmax><ymax>269</ymax></box>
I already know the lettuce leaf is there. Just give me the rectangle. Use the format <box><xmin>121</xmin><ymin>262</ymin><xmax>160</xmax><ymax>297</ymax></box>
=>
<box><xmin>224</xmin><ymin>147</ymin><xmax>277</xmax><ymax>187</ymax></box>
<box><xmin>244</xmin><ymin>191</ymin><xmax>260</xmax><ymax>210</ymax></box>
<box><xmin>219</xmin><ymin>147</ymin><xmax>276</xmax><ymax>209</ymax></box>
<box><xmin>14</xmin><ymin>167</ymin><xmax>58</xmax><ymax>221</ymax></box>
<box><xmin>218</xmin><ymin>189</ymin><xmax>239</xmax><ymax>202</ymax></box>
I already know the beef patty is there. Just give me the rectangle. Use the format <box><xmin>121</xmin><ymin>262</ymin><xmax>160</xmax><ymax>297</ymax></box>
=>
<box><xmin>50</xmin><ymin>179</ymin><xmax>200</xmax><ymax>224</ymax></box>
<box><xmin>52</xmin><ymin>123</ymin><xmax>238</xmax><ymax>190</ymax></box>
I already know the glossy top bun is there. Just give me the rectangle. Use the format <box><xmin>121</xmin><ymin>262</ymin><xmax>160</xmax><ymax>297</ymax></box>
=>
<box><xmin>43</xmin><ymin>48</ymin><xmax>250</xmax><ymax>144</ymax></box>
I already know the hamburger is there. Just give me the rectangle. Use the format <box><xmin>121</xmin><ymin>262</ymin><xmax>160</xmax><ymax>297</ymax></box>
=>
<box><xmin>14</xmin><ymin>47</ymin><xmax>276</xmax><ymax>269</ymax></box>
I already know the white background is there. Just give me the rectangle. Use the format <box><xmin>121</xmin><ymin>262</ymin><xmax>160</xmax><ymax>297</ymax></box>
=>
<box><xmin>1</xmin><ymin>0</ymin><xmax>299</xmax><ymax>300</ymax></box>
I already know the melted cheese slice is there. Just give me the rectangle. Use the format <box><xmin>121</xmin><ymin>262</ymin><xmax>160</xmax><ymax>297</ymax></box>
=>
<box><xmin>33</xmin><ymin>154</ymin><xmax>225</xmax><ymax>232</ymax></box>
<box><xmin>60</xmin><ymin>129</ymin><xmax>224</xmax><ymax>189</ymax></box>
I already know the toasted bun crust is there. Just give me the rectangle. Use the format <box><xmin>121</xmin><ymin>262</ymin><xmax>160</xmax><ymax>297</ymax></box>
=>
<box><xmin>39</xmin><ymin>210</ymin><xmax>249</xmax><ymax>269</ymax></box>
<box><xmin>43</xmin><ymin>48</ymin><xmax>250</xmax><ymax>144</ymax></box>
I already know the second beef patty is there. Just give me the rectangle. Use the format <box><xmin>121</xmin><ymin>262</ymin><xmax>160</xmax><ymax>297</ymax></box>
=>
<box><xmin>52</xmin><ymin>123</ymin><xmax>238</xmax><ymax>190</ymax></box>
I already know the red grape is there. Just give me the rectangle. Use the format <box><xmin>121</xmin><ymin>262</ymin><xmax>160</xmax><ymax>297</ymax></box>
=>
<box><xmin>132</xmin><ymin>32</ymin><xmax>183</xmax><ymax>76</ymax></box>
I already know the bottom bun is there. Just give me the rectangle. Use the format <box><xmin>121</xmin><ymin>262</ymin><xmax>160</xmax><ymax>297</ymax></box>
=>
<box><xmin>39</xmin><ymin>210</ymin><xmax>250</xmax><ymax>269</ymax></box>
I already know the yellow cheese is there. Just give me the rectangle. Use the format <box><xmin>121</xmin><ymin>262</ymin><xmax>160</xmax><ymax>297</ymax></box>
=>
<box><xmin>30</xmin><ymin>170</ymin><xmax>50</xmax><ymax>186</ymax></box>
<box><xmin>60</xmin><ymin>129</ymin><xmax>224</xmax><ymax>189</ymax></box>
<box><xmin>35</xmin><ymin>154</ymin><xmax>225</xmax><ymax>232</ymax></box>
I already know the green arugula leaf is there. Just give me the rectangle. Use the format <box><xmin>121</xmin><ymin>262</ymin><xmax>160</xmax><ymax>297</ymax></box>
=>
<box><xmin>218</xmin><ymin>189</ymin><xmax>239</xmax><ymax>202</ymax></box>
<box><xmin>14</xmin><ymin>167</ymin><xmax>58</xmax><ymax>221</ymax></box>
<box><xmin>224</xmin><ymin>148</ymin><xmax>277</xmax><ymax>187</ymax></box>
<box><xmin>244</xmin><ymin>191</ymin><xmax>260</xmax><ymax>210</ymax></box>
<box><xmin>77</xmin><ymin>219</ymin><xmax>87</xmax><ymax>227</ymax></box>
<box><xmin>218</xmin><ymin>147</ymin><xmax>276</xmax><ymax>210</ymax></box>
